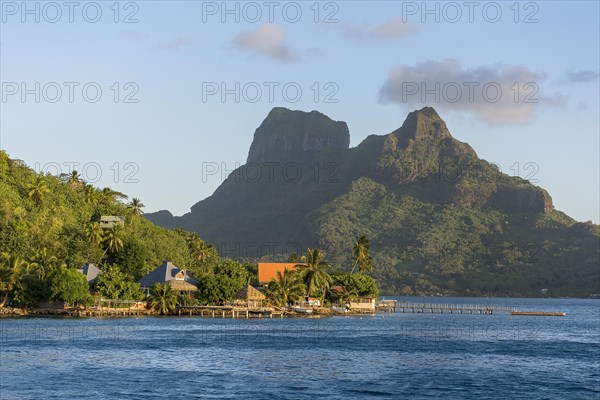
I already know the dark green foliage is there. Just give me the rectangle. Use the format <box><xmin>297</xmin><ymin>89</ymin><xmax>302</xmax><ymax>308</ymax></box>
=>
<box><xmin>148</xmin><ymin>283</ymin><xmax>177</xmax><ymax>315</ymax></box>
<box><xmin>197</xmin><ymin>274</ymin><xmax>242</xmax><ymax>305</ymax></box>
<box><xmin>93</xmin><ymin>264</ymin><xmax>142</xmax><ymax>300</ymax></box>
<box><xmin>196</xmin><ymin>259</ymin><xmax>251</xmax><ymax>304</ymax></box>
<box><xmin>49</xmin><ymin>268</ymin><xmax>93</xmax><ymax>306</ymax></box>
<box><xmin>13</xmin><ymin>275</ymin><xmax>51</xmax><ymax>307</ymax></box>
<box><xmin>332</xmin><ymin>273</ymin><xmax>379</xmax><ymax>298</ymax></box>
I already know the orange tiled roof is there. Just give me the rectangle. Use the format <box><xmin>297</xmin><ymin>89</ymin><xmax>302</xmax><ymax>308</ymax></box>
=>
<box><xmin>258</xmin><ymin>262</ymin><xmax>303</xmax><ymax>283</ymax></box>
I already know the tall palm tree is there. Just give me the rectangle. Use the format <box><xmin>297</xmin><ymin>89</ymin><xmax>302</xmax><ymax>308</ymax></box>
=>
<box><xmin>103</xmin><ymin>226</ymin><xmax>124</xmax><ymax>255</ymax></box>
<box><xmin>148</xmin><ymin>283</ymin><xmax>178</xmax><ymax>315</ymax></box>
<box><xmin>190</xmin><ymin>239</ymin><xmax>214</xmax><ymax>263</ymax></box>
<box><xmin>276</xmin><ymin>269</ymin><xmax>306</xmax><ymax>306</ymax></box>
<box><xmin>296</xmin><ymin>248</ymin><xmax>332</xmax><ymax>300</ymax></box>
<box><xmin>351</xmin><ymin>235</ymin><xmax>373</xmax><ymax>274</ymax></box>
<box><xmin>126</xmin><ymin>198</ymin><xmax>145</xmax><ymax>218</ymax></box>
<box><xmin>28</xmin><ymin>176</ymin><xmax>50</xmax><ymax>205</ymax></box>
<box><xmin>0</xmin><ymin>253</ymin><xmax>28</xmax><ymax>308</ymax></box>
<box><xmin>85</xmin><ymin>222</ymin><xmax>104</xmax><ymax>245</ymax></box>
<box><xmin>68</xmin><ymin>170</ymin><xmax>83</xmax><ymax>187</ymax></box>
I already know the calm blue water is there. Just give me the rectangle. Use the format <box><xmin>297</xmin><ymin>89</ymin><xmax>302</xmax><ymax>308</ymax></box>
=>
<box><xmin>1</xmin><ymin>297</ymin><xmax>599</xmax><ymax>399</ymax></box>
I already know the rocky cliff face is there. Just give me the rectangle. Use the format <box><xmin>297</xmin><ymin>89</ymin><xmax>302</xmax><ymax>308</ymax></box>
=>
<box><xmin>246</xmin><ymin>107</ymin><xmax>350</xmax><ymax>163</ymax></box>
<box><xmin>392</xmin><ymin>106</ymin><xmax>452</xmax><ymax>144</ymax></box>
<box><xmin>490</xmin><ymin>185</ymin><xmax>553</xmax><ymax>214</ymax></box>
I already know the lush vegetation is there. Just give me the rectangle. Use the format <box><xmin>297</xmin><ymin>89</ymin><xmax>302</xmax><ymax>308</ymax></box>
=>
<box><xmin>196</xmin><ymin>259</ymin><xmax>252</xmax><ymax>304</ymax></box>
<box><xmin>0</xmin><ymin>151</ymin><xmax>200</xmax><ymax>308</ymax></box>
<box><xmin>264</xmin><ymin>247</ymin><xmax>378</xmax><ymax>307</ymax></box>
<box><xmin>1</xmin><ymin>151</ymin><xmax>377</xmax><ymax>312</ymax></box>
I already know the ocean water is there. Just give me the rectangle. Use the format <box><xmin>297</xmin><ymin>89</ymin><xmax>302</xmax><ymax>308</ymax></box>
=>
<box><xmin>1</xmin><ymin>297</ymin><xmax>598</xmax><ymax>399</ymax></box>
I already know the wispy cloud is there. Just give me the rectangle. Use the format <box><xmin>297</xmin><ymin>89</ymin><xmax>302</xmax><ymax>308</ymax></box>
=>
<box><xmin>563</xmin><ymin>69</ymin><xmax>599</xmax><ymax>83</ymax></box>
<box><xmin>325</xmin><ymin>18</ymin><xmax>416</xmax><ymax>43</ymax></box>
<box><xmin>119</xmin><ymin>30</ymin><xmax>191</xmax><ymax>51</ymax></box>
<box><xmin>379</xmin><ymin>59</ymin><xmax>566</xmax><ymax>125</ymax></box>
<box><xmin>233</xmin><ymin>24</ymin><xmax>298</xmax><ymax>62</ymax></box>
<box><xmin>157</xmin><ymin>38</ymin><xmax>192</xmax><ymax>51</ymax></box>
<box><xmin>119</xmin><ymin>29</ymin><xmax>147</xmax><ymax>43</ymax></box>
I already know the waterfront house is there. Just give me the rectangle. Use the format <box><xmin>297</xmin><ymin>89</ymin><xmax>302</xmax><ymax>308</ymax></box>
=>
<box><xmin>78</xmin><ymin>262</ymin><xmax>100</xmax><ymax>284</ymax></box>
<box><xmin>100</xmin><ymin>216</ymin><xmax>126</xmax><ymax>229</ymax></box>
<box><xmin>233</xmin><ymin>285</ymin><xmax>266</xmax><ymax>308</ymax></box>
<box><xmin>349</xmin><ymin>297</ymin><xmax>376</xmax><ymax>311</ymax></box>
<box><xmin>138</xmin><ymin>261</ymin><xmax>197</xmax><ymax>295</ymax></box>
<box><xmin>257</xmin><ymin>262</ymin><xmax>305</xmax><ymax>284</ymax></box>
<box><xmin>306</xmin><ymin>297</ymin><xmax>321</xmax><ymax>307</ymax></box>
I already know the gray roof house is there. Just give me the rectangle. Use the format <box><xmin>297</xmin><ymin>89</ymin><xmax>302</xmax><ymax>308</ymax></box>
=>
<box><xmin>78</xmin><ymin>262</ymin><xmax>100</xmax><ymax>284</ymax></box>
<box><xmin>100</xmin><ymin>216</ymin><xmax>126</xmax><ymax>229</ymax></box>
<box><xmin>138</xmin><ymin>261</ymin><xmax>198</xmax><ymax>293</ymax></box>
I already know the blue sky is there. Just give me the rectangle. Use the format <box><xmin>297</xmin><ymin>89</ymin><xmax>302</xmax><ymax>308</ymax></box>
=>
<box><xmin>1</xmin><ymin>1</ymin><xmax>598</xmax><ymax>223</ymax></box>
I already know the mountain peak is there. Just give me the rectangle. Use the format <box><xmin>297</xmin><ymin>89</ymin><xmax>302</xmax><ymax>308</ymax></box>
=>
<box><xmin>394</xmin><ymin>106</ymin><xmax>452</xmax><ymax>143</ymax></box>
<box><xmin>247</xmin><ymin>107</ymin><xmax>350</xmax><ymax>163</ymax></box>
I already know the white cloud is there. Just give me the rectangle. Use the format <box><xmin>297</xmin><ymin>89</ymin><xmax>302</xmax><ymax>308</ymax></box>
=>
<box><xmin>233</xmin><ymin>24</ymin><xmax>298</xmax><ymax>62</ymax></box>
<box><xmin>325</xmin><ymin>18</ymin><xmax>416</xmax><ymax>43</ymax></box>
<box><xmin>374</xmin><ymin>18</ymin><xmax>417</xmax><ymax>40</ymax></box>
<box><xmin>379</xmin><ymin>59</ymin><xmax>566</xmax><ymax>125</ymax></box>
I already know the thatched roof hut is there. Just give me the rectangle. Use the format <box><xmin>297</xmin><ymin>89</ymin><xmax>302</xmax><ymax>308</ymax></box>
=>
<box><xmin>233</xmin><ymin>285</ymin><xmax>265</xmax><ymax>308</ymax></box>
<box><xmin>234</xmin><ymin>285</ymin><xmax>266</xmax><ymax>301</ymax></box>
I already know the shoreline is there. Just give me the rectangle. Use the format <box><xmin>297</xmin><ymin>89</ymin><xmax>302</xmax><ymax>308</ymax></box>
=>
<box><xmin>0</xmin><ymin>306</ymin><xmax>379</xmax><ymax>319</ymax></box>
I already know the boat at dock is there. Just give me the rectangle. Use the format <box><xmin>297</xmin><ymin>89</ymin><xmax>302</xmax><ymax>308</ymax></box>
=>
<box><xmin>293</xmin><ymin>306</ymin><xmax>313</xmax><ymax>314</ymax></box>
<box><xmin>331</xmin><ymin>306</ymin><xmax>349</xmax><ymax>314</ymax></box>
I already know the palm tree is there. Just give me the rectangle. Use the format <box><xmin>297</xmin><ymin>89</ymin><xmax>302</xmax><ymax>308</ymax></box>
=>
<box><xmin>186</xmin><ymin>232</ymin><xmax>201</xmax><ymax>246</ymax></box>
<box><xmin>185</xmin><ymin>232</ymin><xmax>215</xmax><ymax>264</ymax></box>
<box><xmin>68</xmin><ymin>170</ymin><xmax>83</xmax><ymax>187</ymax></box>
<box><xmin>99</xmin><ymin>187</ymin><xmax>128</xmax><ymax>205</ymax></box>
<box><xmin>173</xmin><ymin>228</ymin><xmax>187</xmax><ymax>237</ymax></box>
<box><xmin>296</xmin><ymin>248</ymin><xmax>332</xmax><ymax>300</ymax></box>
<box><xmin>351</xmin><ymin>235</ymin><xmax>373</xmax><ymax>274</ymax></box>
<box><xmin>83</xmin><ymin>184</ymin><xmax>99</xmax><ymax>206</ymax></box>
<box><xmin>126</xmin><ymin>198</ymin><xmax>145</xmax><ymax>218</ymax></box>
<box><xmin>29</xmin><ymin>247</ymin><xmax>62</xmax><ymax>280</ymax></box>
<box><xmin>332</xmin><ymin>287</ymin><xmax>359</xmax><ymax>307</ymax></box>
<box><xmin>0</xmin><ymin>252</ymin><xmax>28</xmax><ymax>308</ymax></box>
<box><xmin>266</xmin><ymin>269</ymin><xmax>306</xmax><ymax>306</ymax></box>
<box><xmin>85</xmin><ymin>222</ymin><xmax>104</xmax><ymax>245</ymax></box>
<box><xmin>191</xmin><ymin>240</ymin><xmax>214</xmax><ymax>264</ymax></box>
<box><xmin>28</xmin><ymin>176</ymin><xmax>50</xmax><ymax>205</ymax></box>
<box><xmin>103</xmin><ymin>226</ymin><xmax>124</xmax><ymax>255</ymax></box>
<box><xmin>148</xmin><ymin>283</ymin><xmax>178</xmax><ymax>315</ymax></box>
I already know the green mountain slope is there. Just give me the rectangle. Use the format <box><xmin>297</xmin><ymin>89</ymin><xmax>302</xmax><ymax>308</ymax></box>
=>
<box><xmin>0</xmin><ymin>151</ymin><xmax>194</xmax><ymax>281</ymax></box>
<box><xmin>146</xmin><ymin>107</ymin><xmax>600</xmax><ymax>297</ymax></box>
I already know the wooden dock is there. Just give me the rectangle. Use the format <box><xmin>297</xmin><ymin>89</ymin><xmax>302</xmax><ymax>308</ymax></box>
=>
<box><xmin>511</xmin><ymin>311</ymin><xmax>567</xmax><ymax>317</ymax></box>
<box><xmin>377</xmin><ymin>301</ymin><xmax>518</xmax><ymax>315</ymax></box>
<box><xmin>177</xmin><ymin>306</ymin><xmax>284</xmax><ymax>318</ymax></box>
